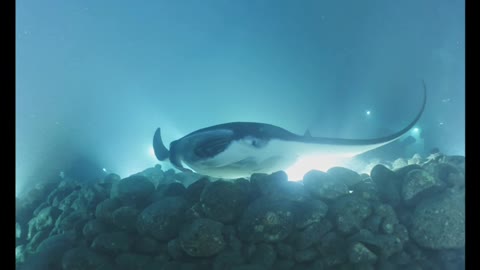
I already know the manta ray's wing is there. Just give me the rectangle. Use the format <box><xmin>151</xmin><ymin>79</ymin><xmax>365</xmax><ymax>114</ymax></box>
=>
<box><xmin>153</xmin><ymin>128</ymin><xmax>170</xmax><ymax>161</ymax></box>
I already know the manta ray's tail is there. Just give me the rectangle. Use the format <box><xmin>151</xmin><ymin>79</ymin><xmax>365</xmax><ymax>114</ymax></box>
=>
<box><xmin>303</xmin><ymin>80</ymin><xmax>427</xmax><ymax>146</ymax></box>
<box><xmin>153</xmin><ymin>128</ymin><xmax>170</xmax><ymax>161</ymax></box>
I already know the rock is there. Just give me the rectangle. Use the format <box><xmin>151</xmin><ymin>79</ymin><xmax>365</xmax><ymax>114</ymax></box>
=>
<box><xmin>114</xmin><ymin>252</ymin><xmax>152</xmax><ymax>270</ymax></box>
<box><xmin>16</xmin><ymin>223</ymin><xmax>28</xmax><ymax>247</ymax></box>
<box><xmin>21</xmin><ymin>231</ymin><xmax>76</xmax><ymax>270</ymax></box>
<box><xmin>390</xmin><ymin>251</ymin><xmax>412</xmax><ymax>265</ymax></box>
<box><xmin>408</xmin><ymin>154</ymin><xmax>423</xmax><ymax>165</ymax></box>
<box><xmin>380</xmin><ymin>235</ymin><xmax>404</xmax><ymax>258</ymax></box>
<box><xmin>38</xmin><ymin>230</ymin><xmax>76</xmax><ymax>251</ymax></box>
<box><xmin>136</xmin><ymin>196</ymin><xmax>187</xmax><ymax>241</ymax></box>
<box><xmin>95</xmin><ymin>198</ymin><xmax>122</xmax><ymax>224</ymax></box>
<box><xmin>200</xmin><ymin>179</ymin><xmax>250</xmax><ymax>223</ymax></box>
<box><xmin>295</xmin><ymin>199</ymin><xmax>328</xmax><ymax>229</ymax></box>
<box><xmin>134</xmin><ymin>164</ymin><xmax>165</xmax><ymax>188</ymax></box>
<box><xmin>410</xmin><ymin>189</ymin><xmax>465</xmax><ymax>249</ymax></box>
<box><xmin>91</xmin><ymin>231</ymin><xmax>133</xmax><ymax>255</ymax></box>
<box><xmin>376</xmin><ymin>258</ymin><xmax>399</xmax><ymax>270</ymax></box>
<box><xmin>252</xmin><ymin>172</ymin><xmax>308</xmax><ymax>202</ymax></box>
<box><xmin>213</xmin><ymin>250</ymin><xmax>245</xmax><ymax>270</ymax></box>
<box><xmin>364</xmin><ymin>214</ymin><xmax>382</xmax><ymax>233</ymax></box>
<box><xmin>32</xmin><ymin>202</ymin><xmax>49</xmax><ymax>217</ymax></box>
<box><xmin>350</xmin><ymin>178</ymin><xmax>379</xmax><ymax>201</ymax></box>
<box><xmin>275</xmin><ymin>243</ymin><xmax>294</xmax><ymax>259</ymax></box>
<box><xmin>162</xmin><ymin>169</ymin><xmax>177</xmax><ymax>183</ymax></box>
<box><xmin>160</xmin><ymin>261</ymin><xmax>182</xmax><ymax>270</ymax></box>
<box><xmin>249</xmin><ymin>243</ymin><xmax>276</xmax><ymax>268</ymax></box>
<box><xmin>154</xmin><ymin>182</ymin><xmax>186</xmax><ymax>199</ymax></box>
<box><xmin>327</xmin><ymin>167</ymin><xmax>362</xmax><ymax>187</ymax></box>
<box><xmin>102</xmin><ymin>173</ymin><xmax>121</xmax><ymax>184</ymax></box>
<box><xmin>316</xmin><ymin>232</ymin><xmax>348</xmax><ymax>267</ymax></box>
<box><xmin>331</xmin><ymin>195</ymin><xmax>372</xmax><ymax>235</ymax></box>
<box><xmin>179</xmin><ymin>218</ymin><xmax>225</xmax><ymax>257</ymax></box>
<box><xmin>110</xmin><ymin>175</ymin><xmax>155</xmax><ymax>207</ymax></box>
<box><xmin>442</xmin><ymin>155</ymin><xmax>465</xmax><ymax>175</ymax></box>
<box><xmin>47</xmin><ymin>180</ymin><xmax>78</xmax><ymax>206</ymax></box>
<box><xmin>377</xmin><ymin>235</ymin><xmax>404</xmax><ymax>258</ymax></box>
<box><xmin>436</xmin><ymin>249</ymin><xmax>465</xmax><ymax>270</ymax></box>
<box><xmin>52</xmin><ymin>209</ymin><xmax>91</xmax><ymax>235</ymax></box>
<box><xmin>26</xmin><ymin>229</ymin><xmax>50</xmax><ymax>252</ymax></box>
<box><xmin>112</xmin><ymin>206</ymin><xmax>140</xmax><ymax>232</ymax></box>
<box><xmin>370</xmin><ymin>165</ymin><xmax>402</xmax><ymax>207</ymax></box>
<box><xmin>348</xmin><ymin>242</ymin><xmax>377</xmax><ymax>264</ymax></box>
<box><xmin>27</xmin><ymin>206</ymin><xmax>62</xmax><ymax>239</ymax></box>
<box><xmin>272</xmin><ymin>260</ymin><xmax>295</xmax><ymax>270</ymax></box>
<box><xmin>374</xmin><ymin>204</ymin><xmax>399</xmax><ymax>234</ymax></box>
<box><xmin>251</xmin><ymin>171</ymin><xmax>288</xmax><ymax>197</ymax></box>
<box><xmin>16</xmin><ymin>244</ymin><xmax>27</xmax><ymax>265</ymax></box>
<box><xmin>394</xmin><ymin>164</ymin><xmax>423</xmax><ymax>180</ymax></box>
<box><xmin>184</xmin><ymin>177</ymin><xmax>210</xmax><ymax>202</ymax></box>
<box><xmin>294</xmin><ymin>247</ymin><xmax>318</xmax><ymax>263</ymax></box>
<box><xmin>16</xmin><ymin>222</ymin><xmax>22</xmax><ymax>239</ymax></box>
<box><xmin>133</xmin><ymin>237</ymin><xmax>159</xmax><ymax>255</ymax></box>
<box><xmin>58</xmin><ymin>190</ymin><xmax>81</xmax><ymax>211</ymax></box>
<box><xmin>83</xmin><ymin>219</ymin><xmax>109</xmax><ymax>240</ymax></box>
<box><xmin>175</xmin><ymin>170</ymin><xmax>207</xmax><ymax>187</ymax></box>
<box><xmin>237</xmin><ymin>197</ymin><xmax>295</xmax><ymax>243</ymax></box>
<box><xmin>303</xmin><ymin>170</ymin><xmax>348</xmax><ymax>200</ymax></box>
<box><xmin>99</xmin><ymin>173</ymin><xmax>121</xmax><ymax>194</ymax></box>
<box><xmin>402</xmin><ymin>169</ymin><xmax>445</xmax><ymax>205</ymax></box>
<box><xmin>295</xmin><ymin>220</ymin><xmax>332</xmax><ymax>250</ymax></box>
<box><xmin>184</xmin><ymin>202</ymin><xmax>207</xmax><ymax>222</ymax></box>
<box><xmin>222</xmin><ymin>225</ymin><xmax>242</xmax><ymax>251</ymax></box>
<box><xmin>70</xmin><ymin>195</ymin><xmax>90</xmax><ymax>213</ymax></box>
<box><xmin>62</xmin><ymin>246</ymin><xmax>110</xmax><ymax>270</ymax></box>
<box><xmin>17</xmin><ymin>187</ymin><xmax>47</xmax><ymax>225</ymax></box>
<box><xmin>347</xmin><ymin>229</ymin><xmax>402</xmax><ymax>257</ymax></box>
<box><xmin>77</xmin><ymin>186</ymin><xmax>106</xmax><ymax>211</ymax></box>
<box><xmin>393</xmin><ymin>223</ymin><xmax>409</xmax><ymax>245</ymax></box>
<box><xmin>422</xmin><ymin>161</ymin><xmax>460</xmax><ymax>185</ymax></box>
<box><xmin>143</xmin><ymin>255</ymin><xmax>169</xmax><ymax>270</ymax></box>
<box><xmin>279</xmin><ymin>181</ymin><xmax>310</xmax><ymax>202</ymax></box>
<box><xmin>392</xmin><ymin>158</ymin><xmax>408</xmax><ymax>170</ymax></box>
<box><xmin>231</xmin><ymin>265</ymin><xmax>267</xmax><ymax>270</ymax></box>
<box><xmin>167</xmin><ymin>238</ymin><xmax>185</xmax><ymax>260</ymax></box>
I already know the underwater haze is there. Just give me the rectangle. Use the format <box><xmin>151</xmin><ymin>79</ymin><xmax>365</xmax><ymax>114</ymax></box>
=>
<box><xmin>16</xmin><ymin>0</ymin><xmax>464</xmax><ymax>196</ymax></box>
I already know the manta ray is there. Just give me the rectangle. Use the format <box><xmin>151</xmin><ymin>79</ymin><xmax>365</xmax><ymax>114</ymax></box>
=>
<box><xmin>153</xmin><ymin>82</ymin><xmax>427</xmax><ymax>179</ymax></box>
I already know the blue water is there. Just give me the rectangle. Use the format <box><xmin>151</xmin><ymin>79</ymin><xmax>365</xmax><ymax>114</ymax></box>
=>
<box><xmin>16</xmin><ymin>0</ymin><xmax>464</xmax><ymax>195</ymax></box>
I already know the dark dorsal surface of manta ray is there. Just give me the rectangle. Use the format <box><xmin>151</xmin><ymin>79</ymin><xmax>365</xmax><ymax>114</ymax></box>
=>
<box><xmin>153</xmin><ymin>82</ymin><xmax>427</xmax><ymax>179</ymax></box>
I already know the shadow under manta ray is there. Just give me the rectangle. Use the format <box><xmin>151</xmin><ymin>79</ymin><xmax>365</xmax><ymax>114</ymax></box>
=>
<box><xmin>153</xmin><ymin>82</ymin><xmax>427</xmax><ymax>179</ymax></box>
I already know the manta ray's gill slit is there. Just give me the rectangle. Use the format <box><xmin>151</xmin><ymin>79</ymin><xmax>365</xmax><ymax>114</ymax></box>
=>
<box><xmin>194</xmin><ymin>138</ymin><xmax>232</xmax><ymax>158</ymax></box>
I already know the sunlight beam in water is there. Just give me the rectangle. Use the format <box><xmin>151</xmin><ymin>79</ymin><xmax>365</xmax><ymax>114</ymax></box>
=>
<box><xmin>285</xmin><ymin>154</ymin><xmax>351</xmax><ymax>181</ymax></box>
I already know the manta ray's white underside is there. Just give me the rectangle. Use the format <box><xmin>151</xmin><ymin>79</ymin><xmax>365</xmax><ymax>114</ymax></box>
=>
<box><xmin>183</xmin><ymin>137</ymin><xmax>398</xmax><ymax>180</ymax></box>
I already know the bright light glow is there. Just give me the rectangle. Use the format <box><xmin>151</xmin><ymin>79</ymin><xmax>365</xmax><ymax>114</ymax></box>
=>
<box><xmin>366</xmin><ymin>110</ymin><xmax>371</xmax><ymax>116</ymax></box>
<box><xmin>413</xmin><ymin>127</ymin><xmax>419</xmax><ymax>133</ymax></box>
<box><xmin>285</xmin><ymin>154</ymin><xmax>351</xmax><ymax>181</ymax></box>
<box><xmin>102</xmin><ymin>168</ymin><xmax>107</xmax><ymax>172</ymax></box>
<box><xmin>148</xmin><ymin>146</ymin><xmax>156</xmax><ymax>159</ymax></box>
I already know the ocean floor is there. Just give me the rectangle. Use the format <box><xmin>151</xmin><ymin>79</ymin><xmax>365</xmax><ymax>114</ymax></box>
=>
<box><xmin>15</xmin><ymin>153</ymin><xmax>465</xmax><ymax>270</ymax></box>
